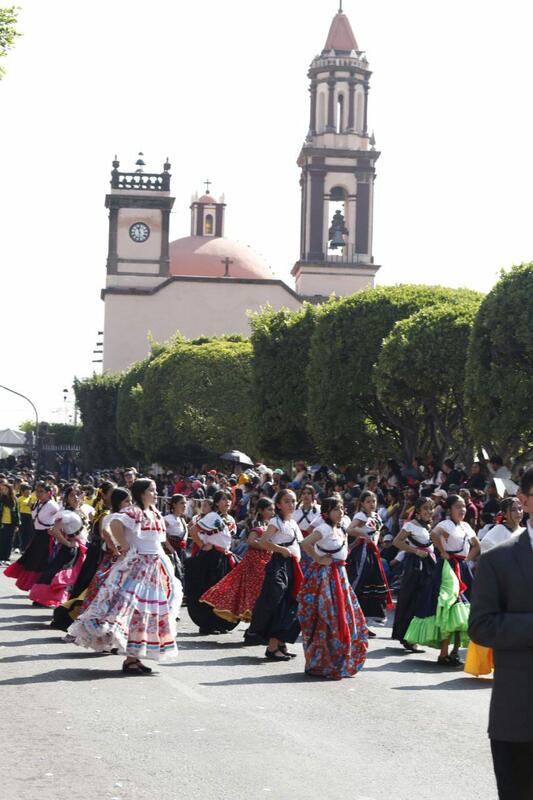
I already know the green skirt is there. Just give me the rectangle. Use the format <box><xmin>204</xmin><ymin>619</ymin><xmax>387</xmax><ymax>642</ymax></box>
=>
<box><xmin>404</xmin><ymin>559</ymin><xmax>469</xmax><ymax>649</ymax></box>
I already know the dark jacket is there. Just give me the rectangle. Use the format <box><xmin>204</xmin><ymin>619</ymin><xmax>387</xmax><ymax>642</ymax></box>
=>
<box><xmin>469</xmin><ymin>529</ymin><xmax>533</xmax><ymax>742</ymax></box>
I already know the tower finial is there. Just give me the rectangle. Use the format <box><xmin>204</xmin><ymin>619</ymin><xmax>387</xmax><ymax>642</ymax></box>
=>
<box><xmin>204</xmin><ymin>178</ymin><xmax>211</xmax><ymax>194</ymax></box>
<box><xmin>338</xmin><ymin>0</ymin><xmax>343</xmax><ymax>13</ymax></box>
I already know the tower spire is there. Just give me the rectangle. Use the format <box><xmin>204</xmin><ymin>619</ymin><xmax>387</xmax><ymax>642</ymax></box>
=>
<box><xmin>338</xmin><ymin>1</ymin><xmax>343</xmax><ymax>13</ymax></box>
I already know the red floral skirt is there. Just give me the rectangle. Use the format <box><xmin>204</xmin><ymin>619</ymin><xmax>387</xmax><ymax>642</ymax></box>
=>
<box><xmin>200</xmin><ymin>548</ymin><xmax>271</xmax><ymax>623</ymax></box>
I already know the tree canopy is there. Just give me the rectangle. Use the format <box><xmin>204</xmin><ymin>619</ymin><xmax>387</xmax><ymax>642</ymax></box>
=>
<box><xmin>0</xmin><ymin>6</ymin><xmax>21</xmax><ymax>79</ymax></box>
<box><xmin>465</xmin><ymin>262</ymin><xmax>533</xmax><ymax>460</ymax></box>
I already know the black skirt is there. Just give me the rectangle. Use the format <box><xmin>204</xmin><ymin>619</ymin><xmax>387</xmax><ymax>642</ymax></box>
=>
<box><xmin>184</xmin><ymin>549</ymin><xmax>238</xmax><ymax>633</ymax></box>
<box><xmin>13</xmin><ymin>530</ymin><xmax>51</xmax><ymax>572</ymax></box>
<box><xmin>347</xmin><ymin>541</ymin><xmax>389</xmax><ymax>620</ymax></box>
<box><xmin>249</xmin><ymin>553</ymin><xmax>300</xmax><ymax>644</ymax></box>
<box><xmin>391</xmin><ymin>553</ymin><xmax>435</xmax><ymax>641</ymax></box>
<box><xmin>68</xmin><ymin>541</ymin><xmax>102</xmax><ymax>599</ymax></box>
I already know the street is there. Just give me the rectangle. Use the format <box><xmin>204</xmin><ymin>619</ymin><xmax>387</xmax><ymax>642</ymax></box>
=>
<box><xmin>0</xmin><ymin>572</ymin><xmax>496</xmax><ymax>800</ymax></box>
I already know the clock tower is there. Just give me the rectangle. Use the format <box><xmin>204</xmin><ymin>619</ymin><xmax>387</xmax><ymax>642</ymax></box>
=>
<box><xmin>291</xmin><ymin>7</ymin><xmax>380</xmax><ymax>299</ymax></box>
<box><xmin>105</xmin><ymin>153</ymin><xmax>175</xmax><ymax>279</ymax></box>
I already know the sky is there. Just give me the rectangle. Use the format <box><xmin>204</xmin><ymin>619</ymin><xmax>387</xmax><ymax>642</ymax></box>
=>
<box><xmin>1</xmin><ymin>0</ymin><xmax>532</xmax><ymax>429</ymax></box>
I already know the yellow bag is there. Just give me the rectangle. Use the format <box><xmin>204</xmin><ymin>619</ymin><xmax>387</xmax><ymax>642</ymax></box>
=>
<box><xmin>464</xmin><ymin>642</ymin><xmax>493</xmax><ymax>676</ymax></box>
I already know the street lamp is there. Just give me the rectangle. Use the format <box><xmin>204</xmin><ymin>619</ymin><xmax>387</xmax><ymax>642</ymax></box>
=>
<box><xmin>0</xmin><ymin>384</ymin><xmax>40</xmax><ymax>470</ymax></box>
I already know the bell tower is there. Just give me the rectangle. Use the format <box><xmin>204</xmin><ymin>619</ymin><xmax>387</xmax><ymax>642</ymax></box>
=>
<box><xmin>292</xmin><ymin>5</ymin><xmax>380</xmax><ymax>298</ymax></box>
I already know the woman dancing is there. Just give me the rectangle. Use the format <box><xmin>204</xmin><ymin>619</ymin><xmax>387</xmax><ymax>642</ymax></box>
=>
<box><xmin>298</xmin><ymin>496</ymin><xmax>368</xmax><ymax>680</ymax></box>
<box><xmin>5</xmin><ymin>483</ymin><xmax>59</xmax><ymax>591</ymax></box>
<box><xmin>68</xmin><ymin>478</ymin><xmax>181</xmax><ymax>674</ymax></box>
<box><xmin>249</xmin><ymin>489</ymin><xmax>303</xmax><ymax>662</ymax></box>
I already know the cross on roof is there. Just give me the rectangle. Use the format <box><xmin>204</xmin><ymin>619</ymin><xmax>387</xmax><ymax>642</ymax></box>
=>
<box><xmin>221</xmin><ymin>257</ymin><xmax>233</xmax><ymax>277</ymax></box>
<box><xmin>204</xmin><ymin>179</ymin><xmax>211</xmax><ymax>193</ymax></box>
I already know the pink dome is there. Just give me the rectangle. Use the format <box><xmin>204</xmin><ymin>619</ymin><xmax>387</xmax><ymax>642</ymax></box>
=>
<box><xmin>197</xmin><ymin>194</ymin><xmax>215</xmax><ymax>204</ymax></box>
<box><xmin>169</xmin><ymin>236</ymin><xmax>275</xmax><ymax>280</ymax></box>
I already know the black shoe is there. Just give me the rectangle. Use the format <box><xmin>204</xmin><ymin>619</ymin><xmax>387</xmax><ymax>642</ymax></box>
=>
<box><xmin>265</xmin><ymin>648</ymin><xmax>290</xmax><ymax>662</ymax></box>
<box><xmin>122</xmin><ymin>659</ymin><xmax>153</xmax><ymax>675</ymax></box>
<box><xmin>401</xmin><ymin>639</ymin><xmax>425</xmax><ymax>653</ymax></box>
<box><xmin>279</xmin><ymin>645</ymin><xmax>297</xmax><ymax>658</ymax></box>
<box><xmin>367</xmin><ymin>629</ymin><xmax>377</xmax><ymax>638</ymax></box>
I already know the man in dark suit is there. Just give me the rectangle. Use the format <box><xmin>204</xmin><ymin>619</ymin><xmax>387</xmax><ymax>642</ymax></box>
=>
<box><xmin>469</xmin><ymin>467</ymin><xmax>533</xmax><ymax>800</ymax></box>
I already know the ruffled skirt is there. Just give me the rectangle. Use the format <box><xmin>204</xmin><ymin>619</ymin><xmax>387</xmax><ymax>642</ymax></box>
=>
<box><xmin>404</xmin><ymin>559</ymin><xmax>470</xmax><ymax>649</ymax></box>
<box><xmin>298</xmin><ymin>562</ymin><xmax>368</xmax><ymax>680</ymax></box>
<box><xmin>200</xmin><ymin>548</ymin><xmax>271</xmax><ymax>623</ymax></box>
<box><xmin>184</xmin><ymin>549</ymin><xmax>238</xmax><ymax>633</ymax></box>
<box><xmin>4</xmin><ymin>531</ymin><xmax>52</xmax><ymax>591</ymax></box>
<box><xmin>29</xmin><ymin>543</ymin><xmax>87</xmax><ymax>607</ymax></box>
<box><xmin>68</xmin><ymin>550</ymin><xmax>181</xmax><ymax>661</ymax></box>
<box><xmin>346</xmin><ymin>540</ymin><xmax>391</xmax><ymax>620</ymax></box>
<box><xmin>249</xmin><ymin>553</ymin><xmax>301</xmax><ymax>644</ymax></box>
<box><xmin>391</xmin><ymin>553</ymin><xmax>435</xmax><ymax>641</ymax></box>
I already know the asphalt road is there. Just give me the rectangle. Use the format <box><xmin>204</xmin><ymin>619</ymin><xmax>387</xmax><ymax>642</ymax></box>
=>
<box><xmin>0</xmin><ymin>571</ymin><xmax>497</xmax><ymax>800</ymax></box>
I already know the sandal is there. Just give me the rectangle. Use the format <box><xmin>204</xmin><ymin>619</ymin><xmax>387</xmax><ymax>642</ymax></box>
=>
<box><xmin>122</xmin><ymin>659</ymin><xmax>153</xmax><ymax>675</ymax></box>
<box><xmin>437</xmin><ymin>655</ymin><xmax>463</xmax><ymax>667</ymax></box>
<box><xmin>265</xmin><ymin>648</ymin><xmax>290</xmax><ymax>662</ymax></box>
<box><xmin>279</xmin><ymin>645</ymin><xmax>297</xmax><ymax>659</ymax></box>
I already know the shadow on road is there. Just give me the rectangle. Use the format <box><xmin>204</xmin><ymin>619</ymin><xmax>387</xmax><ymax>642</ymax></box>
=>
<box><xmin>0</xmin><ymin>651</ymin><xmax>100</xmax><ymax>664</ymax></box>
<box><xmin>0</xmin><ymin>602</ymin><xmax>36</xmax><ymax>610</ymax></box>
<box><xmin>392</xmin><ymin>677</ymin><xmax>493</xmax><ymax>691</ymax></box>
<box><xmin>0</xmin><ymin>622</ymin><xmax>51</xmax><ymax>632</ymax></box>
<box><xmin>0</xmin><ymin>667</ymin><xmax>125</xmax><ymax>685</ymax></box>
<box><xmin>178</xmin><ymin>655</ymin><xmax>265</xmax><ymax>668</ymax></box>
<box><xmin>177</xmin><ymin>640</ymin><xmax>251</xmax><ymax>652</ymax></box>
<box><xmin>200</xmin><ymin>672</ymin><xmax>313</xmax><ymax>686</ymax></box>
<box><xmin>0</xmin><ymin>635</ymin><xmax>63</xmax><ymax>647</ymax></box>
<box><xmin>0</xmin><ymin>614</ymin><xmax>50</xmax><ymax>623</ymax></box>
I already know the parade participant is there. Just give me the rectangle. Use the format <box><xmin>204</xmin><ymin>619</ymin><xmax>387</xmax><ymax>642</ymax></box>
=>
<box><xmin>184</xmin><ymin>490</ymin><xmax>239</xmax><ymax>635</ymax></box>
<box><xmin>4</xmin><ymin>483</ymin><xmax>59</xmax><ymax>590</ymax></box>
<box><xmin>200</xmin><ymin>497</ymin><xmax>274</xmax><ymax>625</ymax></box>
<box><xmin>28</xmin><ymin>485</ymin><xmax>88</xmax><ymax>607</ymax></box>
<box><xmin>293</xmin><ymin>485</ymin><xmax>321</xmax><ymax>536</ymax></box>
<box><xmin>469</xmin><ymin>468</ymin><xmax>533</xmax><ymax>799</ymax></box>
<box><xmin>346</xmin><ymin>490</ymin><xmax>393</xmax><ymax>631</ymax></box>
<box><xmin>404</xmin><ymin>494</ymin><xmax>480</xmax><ymax>665</ymax></box>
<box><xmin>464</xmin><ymin>496</ymin><xmax>525</xmax><ymax>678</ymax></box>
<box><xmin>249</xmin><ymin>489</ymin><xmax>303</xmax><ymax>661</ymax></box>
<box><xmin>68</xmin><ymin>478</ymin><xmax>180</xmax><ymax>673</ymax></box>
<box><xmin>164</xmin><ymin>494</ymin><xmax>188</xmax><ymax>569</ymax></box>
<box><xmin>391</xmin><ymin>497</ymin><xmax>436</xmax><ymax>651</ymax></box>
<box><xmin>17</xmin><ymin>483</ymin><xmax>35</xmax><ymax>551</ymax></box>
<box><xmin>0</xmin><ymin>481</ymin><xmax>20</xmax><ymax>566</ymax></box>
<box><xmin>298</xmin><ymin>496</ymin><xmax>368</xmax><ymax>679</ymax></box>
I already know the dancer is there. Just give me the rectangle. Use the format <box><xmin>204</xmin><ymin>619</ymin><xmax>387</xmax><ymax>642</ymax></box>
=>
<box><xmin>293</xmin><ymin>485</ymin><xmax>321</xmax><ymax>536</ymax></box>
<box><xmin>164</xmin><ymin>494</ymin><xmax>188</xmax><ymax>576</ymax></box>
<box><xmin>346</xmin><ymin>490</ymin><xmax>392</xmax><ymax>632</ymax></box>
<box><xmin>249</xmin><ymin>489</ymin><xmax>303</xmax><ymax>661</ymax></box>
<box><xmin>29</xmin><ymin>485</ymin><xmax>88</xmax><ymax>607</ymax></box>
<box><xmin>391</xmin><ymin>496</ymin><xmax>435</xmax><ymax>651</ymax></box>
<box><xmin>404</xmin><ymin>494</ymin><xmax>480</xmax><ymax>665</ymax></box>
<box><xmin>68</xmin><ymin>478</ymin><xmax>181</xmax><ymax>673</ymax></box>
<box><xmin>200</xmin><ymin>497</ymin><xmax>274</xmax><ymax>624</ymax></box>
<box><xmin>0</xmin><ymin>481</ymin><xmax>20</xmax><ymax>566</ymax></box>
<box><xmin>184</xmin><ymin>490</ymin><xmax>239</xmax><ymax>634</ymax></box>
<box><xmin>5</xmin><ymin>483</ymin><xmax>59</xmax><ymax>591</ymax></box>
<box><xmin>298</xmin><ymin>496</ymin><xmax>368</xmax><ymax>679</ymax></box>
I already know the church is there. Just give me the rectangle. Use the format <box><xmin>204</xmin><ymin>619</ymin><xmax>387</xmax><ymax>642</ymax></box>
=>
<box><xmin>101</xmin><ymin>7</ymin><xmax>380</xmax><ymax>373</ymax></box>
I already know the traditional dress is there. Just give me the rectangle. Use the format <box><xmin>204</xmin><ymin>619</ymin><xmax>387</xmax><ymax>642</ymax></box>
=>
<box><xmin>183</xmin><ymin>511</ymin><xmax>238</xmax><ymax>633</ymax></box>
<box><xmin>164</xmin><ymin>513</ymin><xmax>188</xmax><ymax>581</ymax></box>
<box><xmin>404</xmin><ymin>519</ymin><xmax>476</xmax><ymax>649</ymax></box>
<box><xmin>294</xmin><ymin>503</ymin><xmax>321</xmax><ymax>576</ymax></box>
<box><xmin>29</xmin><ymin>509</ymin><xmax>88</xmax><ymax>607</ymax></box>
<box><xmin>464</xmin><ymin>523</ymin><xmax>525</xmax><ymax>677</ymax></box>
<box><xmin>298</xmin><ymin>521</ymin><xmax>368</xmax><ymax>679</ymax></box>
<box><xmin>68</xmin><ymin>505</ymin><xmax>181</xmax><ymax>661</ymax></box>
<box><xmin>199</xmin><ymin>524</ymin><xmax>271</xmax><ymax>623</ymax></box>
<box><xmin>346</xmin><ymin>511</ymin><xmax>393</xmax><ymax>622</ymax></box>
<box><xmin>4</xmin><ymin>498</ymin><xmax>59</xmax><ymax>590</ymax></box>
<box><xmin>249</xmin><ymin>516</ymin><xmax>303</xmax><ymax>644</ymax></box>
<box><xmin>391</xmin><ymin>520</ymin><xmax>436</xmax><ymax>642</ymax></box>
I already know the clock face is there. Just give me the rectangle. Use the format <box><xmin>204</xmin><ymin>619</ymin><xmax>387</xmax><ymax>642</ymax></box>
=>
<box><xmin>129</xmin><ymin>222</ymin><xmax>150</xmax><ymax>243</ymax></box>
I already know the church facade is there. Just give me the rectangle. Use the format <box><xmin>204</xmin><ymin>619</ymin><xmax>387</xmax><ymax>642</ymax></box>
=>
<box><xmin>102</xmin><ymin>8</ymin><xmax>380</xmax><ymax>373</ymax></box>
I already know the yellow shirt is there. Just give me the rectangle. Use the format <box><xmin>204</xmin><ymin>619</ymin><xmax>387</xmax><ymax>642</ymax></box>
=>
<box><xmin>1</xmin><ymin>506</ymin><xmax>12</xmax><ymax>525</ymax></box>
<box><xmin>18</xmin><ymin>495</ymin><xmax>33</xmax><ymax>515</ymax></box>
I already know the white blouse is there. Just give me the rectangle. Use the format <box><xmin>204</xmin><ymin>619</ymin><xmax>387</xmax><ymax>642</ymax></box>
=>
<box><xmin>352</xmin><ymin>511</ymin><xmax>382</xmax><ymax>542</ymax></box>
<box><xmin>293</xmin><ymin>505</ymin><xmax>321</xmax><ymax>533</ymax></box>
<box><xmin>436</xmin><ymin>519</ymin><xmax>476</xmax><ymax>556</ymax></box>
<box><xmin>480</xmin><ymin>524</ymin><xmax>524</xmax><ymax>554</ymax></box>
<box><xmin>266</xmin><ymin>516</ymin><xmax>302</xmax><ymax>558</ymax></box>
<box><xmin>402</xmin><ymin>520</ymin><xmax>433</xmax><ymax>549</ymax></box>
<box><xmin>32</xmin><ymin>499</ymin><xmax>60</xmax><ymax>530</ymax></box>
<box><xmin>196</xmin><ymin>511</ymin><xmax>233</xmax><ymax>550</ymax></box>
<box><xmin>117</xmin><ymin>506</ymin><xmax>166</xmax><ymax>555</ymax></box>
<box><xmin>164</xmin><ymin>514</ymin><xmax>188</xmax><ymax>543</ymax></box>
<box><xmin>312</xmin><ymin>522</ymin><xmax>348</xmax><ymax>561</ymax></box>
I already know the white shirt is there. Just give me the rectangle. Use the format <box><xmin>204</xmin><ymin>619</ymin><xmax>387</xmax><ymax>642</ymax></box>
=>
<box><xmin>118</xmin><ymin>506</ymin><xmax>166</xmax><ymax>555</ymax></box>
<box><xmin>266</xmin><ymin>516</ymin><xmax>302</xmax><ymax>558</ymax></box>
<box><xmin>293</xmin><ymin>505</ymin><xmax>321</xmax><ymax>533</ymax></box>
<box><xmin>480</xmin><ymin>523</ymin><xmax>524</xmax><ymax>554</ymax></box>
<box><xmin>402</xmin><ymin>520</ymin><xmax>433</xmax><ymax>549</ymax></box>
<box><xmin>164</xmin><ymin>514</ymin><xmax>188</xmax><ymax>543</ymax></box>
<box><xmin>32</xmin><ymin>499</ymin><xmax>60</xmax><ymax>530</ymax></box>
<box><xmin>436</xmin><ymin>519</ymin><xmax>476</xmax><ymax>556</ymax></box>
<box><xmin>352</xmin><ymin>511</ymin><xmax>381</xmax><ymax>542</ymax></box>
<box><xmin>313</xmin><ymin>522</ymin><xmax>348</xmax><ymax>561</ymax></box>
<box><xmin>196</xmin><ymin>511</ymin><xmax>233</xmax><ymax>550</ymax></box>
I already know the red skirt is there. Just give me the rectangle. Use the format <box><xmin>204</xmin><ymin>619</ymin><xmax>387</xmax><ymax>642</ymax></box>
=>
<box><xmin>200</xmin><ymin>548</ymin><xmax>271</xmax><ymax>623</ymax></box>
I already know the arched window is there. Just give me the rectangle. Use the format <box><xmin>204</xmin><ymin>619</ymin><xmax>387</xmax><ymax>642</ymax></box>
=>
<box><xmin>327</xmin><ymin>185</ymin><xmax>348</xmax><ymax>257</ymax></box>
<box><xmin>204</xmin><ymin>214</ymin><xmax>214</xmax><ymax>235</ymax></box>
<box><xmin>337</xmin><ymin>94</ymin><xmax>344</xmax><ymax>133</ymax></box>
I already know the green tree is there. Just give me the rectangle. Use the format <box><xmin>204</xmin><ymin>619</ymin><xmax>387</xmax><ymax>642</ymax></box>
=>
<box><xmin>74</xmin><ymin>373</ymin><xmax>123</xmax><ymax>467</ymax></box>
<box><xmin>465</xmin><ymin>263</ymin><xmax>533</xmax><ymax>461</ymax></box>
<box><xmin>250</xmin><ymin>304</ymin><xmax>319</xmax><ymax>461</ymax></box>
<box><xmin>376</xmin><ymin>300</ymin><xmax>480</xmax><ymax>462</ymax></box>
<box><xmin>140</xmin><ymin>337</ymin><xmax>254</xmax><ymax>464</ymax></box>
<box><xmin>0</xmin><ymin>6</ymin><xmax>21</xmax><ymax>79</ymax></box>
<box><xmin>307</xmin><ymin>285</ymin><xmax>482</xmax><ymax>463</ymax></box>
